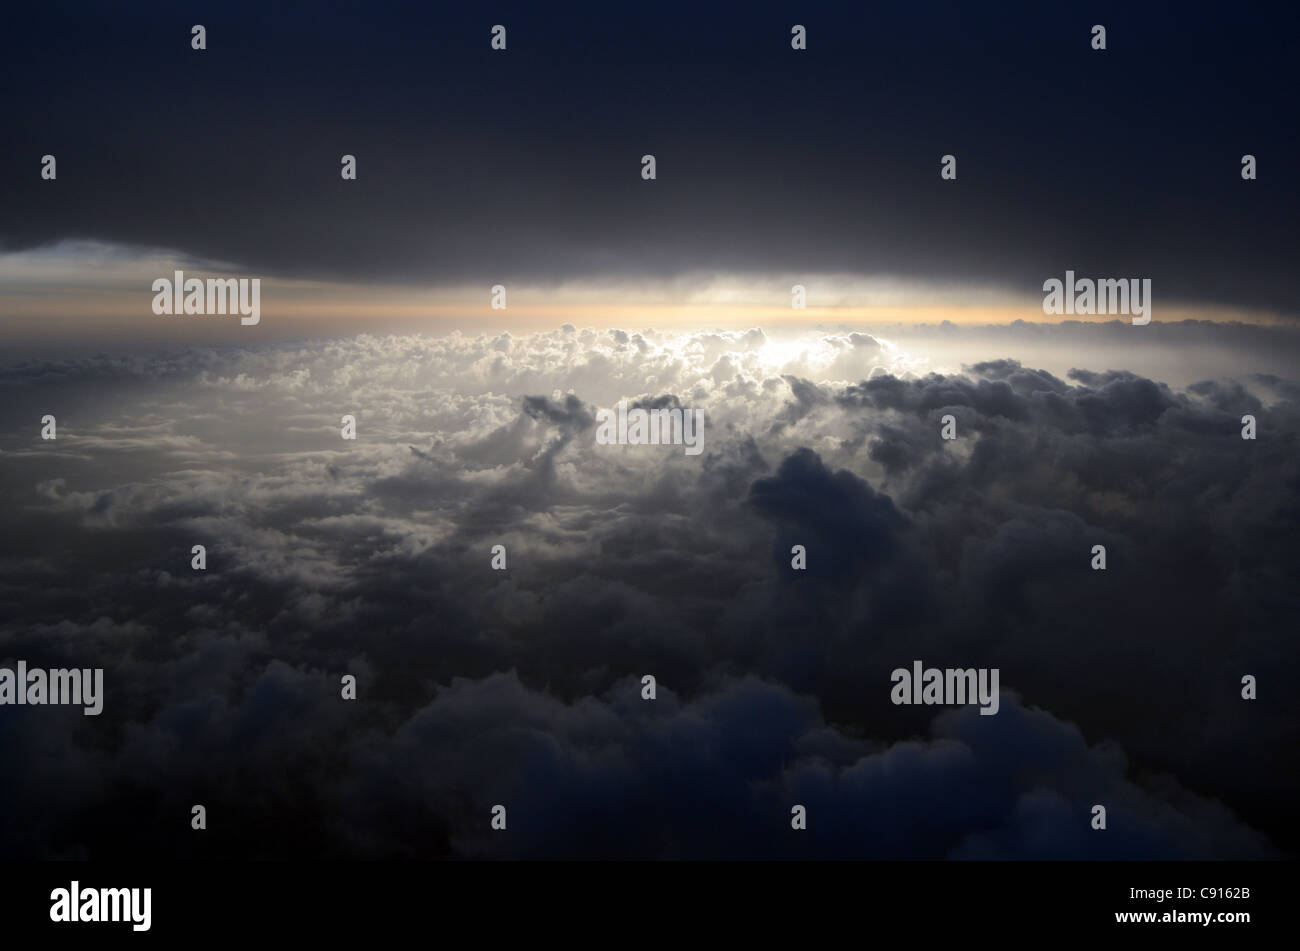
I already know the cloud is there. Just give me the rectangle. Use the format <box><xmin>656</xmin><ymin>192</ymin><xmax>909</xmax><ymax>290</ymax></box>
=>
<box><xmin>0</xmin><ymin>323</ymin><xmax>1295</xmax><ymax>857</ymax></box>
<box><xmin>4</xmin><ymin>5</ymin><xmax>1299</xmax><ymax>319</ymax></box>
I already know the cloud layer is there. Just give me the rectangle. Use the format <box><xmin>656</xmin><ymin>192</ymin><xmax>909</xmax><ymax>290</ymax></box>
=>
<box><xmin>0</xmin><ymin>323</ymin><xmax>1294</xmax><ymax>858</ymax></box>
<box><xmin>4</xmin><ymin>2</ymin><xmax>1299</xmax><ymax>317</ymax></box>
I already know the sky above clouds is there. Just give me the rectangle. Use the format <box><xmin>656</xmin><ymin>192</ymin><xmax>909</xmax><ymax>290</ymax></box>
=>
<box><xmin>2</xmin><ymin>0</ymin><xmax>1299</xmax><ymax>340</ymax></box>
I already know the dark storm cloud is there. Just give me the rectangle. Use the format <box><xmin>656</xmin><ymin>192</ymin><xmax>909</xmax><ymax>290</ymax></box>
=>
<box><xmin>2</xmin><ymin>1</ymin><xmax>1299</xmax><ymax>314</ymax></box>
<box><xmin>0</xmin><ymin>322</ymin><xmax>1295</xmax><ymax>858</ymax></box>
<box><xmin>521</xmin><ymin>393</ymin><xmax>593</xmax><ymax>430</ymax></box>
<box><xmin>749</xmin><ymin>447</ymin><xmax>915</xmax><ymax>589</ymax></box>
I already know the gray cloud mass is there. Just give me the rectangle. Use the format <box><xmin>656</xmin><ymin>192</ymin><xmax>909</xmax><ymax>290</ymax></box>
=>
<box><xmin>0</xmin><ymin>322</ymin><xmax>1295</xmax><ymax>858</ymax></box>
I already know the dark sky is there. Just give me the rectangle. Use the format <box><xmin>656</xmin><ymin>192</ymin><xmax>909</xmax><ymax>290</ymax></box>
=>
<box><xmin>3</xmin><ymin>0</ymin><xmax>1298</xmax><ymax>314</ymax></box>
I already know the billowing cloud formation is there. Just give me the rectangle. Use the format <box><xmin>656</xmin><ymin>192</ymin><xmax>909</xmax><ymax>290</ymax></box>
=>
<box><xmin>0</xmin><ymin>323</ymin><xmax>1294</xmax><ymax>858</ymax></box>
